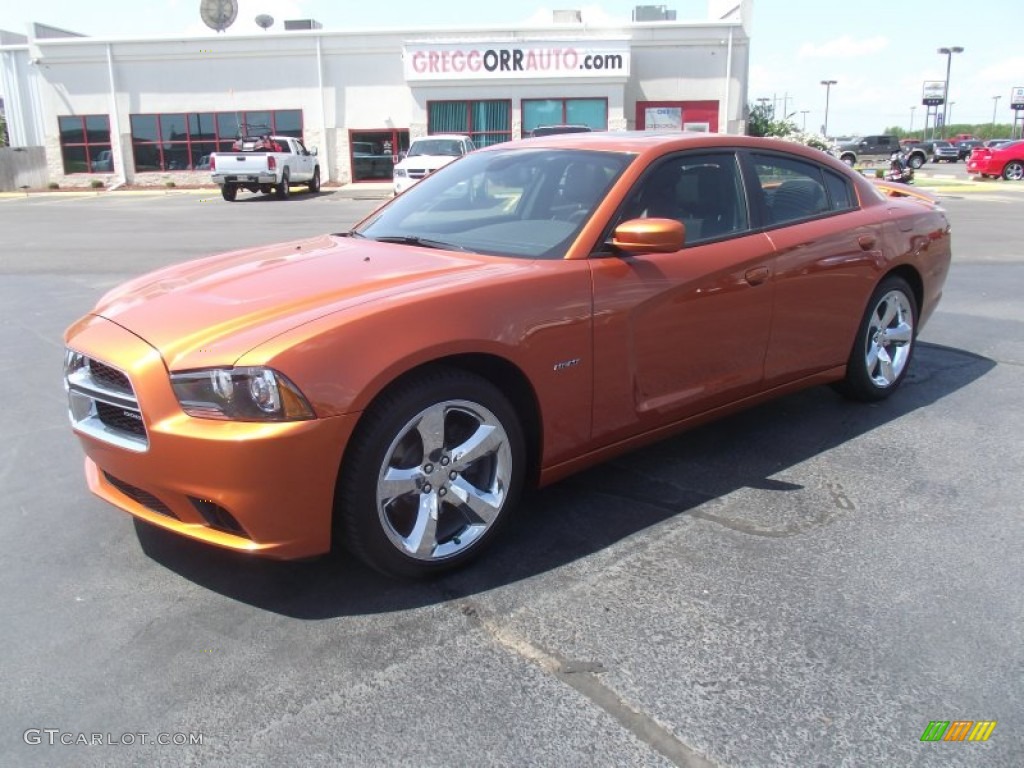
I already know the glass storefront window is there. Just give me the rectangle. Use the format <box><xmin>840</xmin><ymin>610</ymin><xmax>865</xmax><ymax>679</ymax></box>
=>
<box><xmin>522</xmin><ymin>98</ymin><xmax>607</xmax><ymax>134</ymax></box>
<box><xmin>129</xmin><ymin>109</ymin><xmax>304</xmax><ymax>171</ymax></box>
<box><xmin>58</xmin><ymin>115</ymin><xmax>112</xmax><ymax>173</ymax></box>
<box><xmin>428</xmin><ymin>100</ymin><xmax>511</xmax><ymax>146</ymax></box>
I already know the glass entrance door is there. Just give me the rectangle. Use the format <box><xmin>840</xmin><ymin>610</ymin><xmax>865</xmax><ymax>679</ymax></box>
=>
<box><xmin>349</xmin><ymin>130</ymin><xmax>410</xmax><ymax>182</ymax></box>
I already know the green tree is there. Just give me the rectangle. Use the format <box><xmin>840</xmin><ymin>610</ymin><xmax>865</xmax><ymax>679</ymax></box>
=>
<box><xmin>0</xmin><ymin>111</ymin><xmax>8</xmax><ymax>147</ymax></box>
<box><xmin>746</xmin><ymin>103</ymin><xmax>797</xmax><ymax>138</ymax></box>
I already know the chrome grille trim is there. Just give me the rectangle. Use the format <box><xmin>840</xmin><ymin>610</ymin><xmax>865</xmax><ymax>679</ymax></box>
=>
<box><xmin>65</xmin><ymin>352</ymin><xmax>149</xmax><ymax>452</ymax></box>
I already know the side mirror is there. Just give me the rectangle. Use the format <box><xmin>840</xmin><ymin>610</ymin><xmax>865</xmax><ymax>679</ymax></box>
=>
<box><xmin>310</xmin><ymin>147</ymin><xmax>318</xmax><ymax>156</ymax></box>
<box><xmin>398</xmin><ymin>151</ymin><xmax>408</xmax><ymax>161</ymax></box>
<box><xmin>610</xmin><ymin>218</ymin><xmax>685</xmax><ymax>255</ymax></box>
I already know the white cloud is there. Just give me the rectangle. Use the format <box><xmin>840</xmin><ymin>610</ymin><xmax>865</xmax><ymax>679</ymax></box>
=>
<box><xmin>797</xmin><ymin>35</ymin><xmax>889</xmax><ymax>59</ymax></box>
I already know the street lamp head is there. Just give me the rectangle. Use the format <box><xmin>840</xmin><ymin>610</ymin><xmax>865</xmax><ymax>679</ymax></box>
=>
<box><xmin>937</xmin><ymin>46</ymin><xmax>964</xmax><ymax>55</ymax></box>
<box><xmin>820</xmin><ymin>79</ymin><xmax>837</xmax><ymax>86</ymax></box>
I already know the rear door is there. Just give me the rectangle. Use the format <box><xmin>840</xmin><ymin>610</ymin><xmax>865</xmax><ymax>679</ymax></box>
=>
<box><xmin>747</xmin><ymin>151</ymin><xmax>882</xmax><ymax>386</ymax></box>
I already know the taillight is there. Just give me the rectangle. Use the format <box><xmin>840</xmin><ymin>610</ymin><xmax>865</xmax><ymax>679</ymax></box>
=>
<box><xmin>210</xmin><ymin>156</ymin><xmax>216</xmax><ymax>171</ymax></box>
<box><xmin>268</xmin><ymin>156</ymin><xmax>277</xmax><ymax>170</ymax></box>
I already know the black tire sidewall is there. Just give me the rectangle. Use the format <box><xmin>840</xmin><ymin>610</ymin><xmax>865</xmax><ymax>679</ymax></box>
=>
<box><xmin>837</xmin><ymin>276</ymin><xmax>918</xmax><ymax>401</ymax></box>
<box><xmin>221</xmin><ymin>183</ymin><xmax>237</xmax><ymax>201</ymax></box>
<box><xmin>278</xmin><ymin>170</ymin><xmax>291</xmax><ymax>199</ymax></box>
<box><xmin>309</xmin><ymin>167</ymin><xmax>320</xmax><ymax>192</ymax></box>
<box><xmin>337</xmin><ymin>368</ymin><xmax>525</xmax><ymax>578</ymax></box>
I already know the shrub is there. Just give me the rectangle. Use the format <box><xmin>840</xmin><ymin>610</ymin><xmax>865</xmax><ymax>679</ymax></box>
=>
<box><xmin>48</xmin><ymin>182</ymin><xmax>59</xmax><ymax>189</ymax></box>
<box><xmin>90</xmin><ymin>179</ymin><xmax>104</xmax><ymax>189</ymax></box>
<box><xmin>165</xmin><ymin>181</ymin><xmax>176</xmax><ymax>188</ymax></box>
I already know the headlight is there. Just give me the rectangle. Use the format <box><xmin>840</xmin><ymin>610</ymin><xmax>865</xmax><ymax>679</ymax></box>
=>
<box><xmin>393</xmin><ymin>168</ymin><xmax>408</xmax><ymax>178</ymax></box>
<box><xmin>170</xmin><ymin>367</ymin><xmax>314</xmax><ymax>421</ymax></box>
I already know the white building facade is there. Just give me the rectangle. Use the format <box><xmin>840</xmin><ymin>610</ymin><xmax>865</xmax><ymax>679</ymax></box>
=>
<box><xmin>0</xmin><ymin>2</ymin><xmax>752</xmax><ymax>187</ymax></box>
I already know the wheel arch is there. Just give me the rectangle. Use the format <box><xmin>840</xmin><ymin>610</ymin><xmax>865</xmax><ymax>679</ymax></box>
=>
<box><xmin>335</xmin><ymin>353</ymin><xmax>544</xmax><ymax>498</ymax></box>
<box><xmin>881</xmin><ymin>264</ymin><xmax>923</xmax><ymax>322</ymax></box>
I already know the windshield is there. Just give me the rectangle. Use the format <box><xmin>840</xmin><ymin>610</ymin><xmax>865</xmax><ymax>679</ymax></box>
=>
<box><xmin>355</xmin><ymin>148</ymin><xmax>635</xmax><ymax>259</ymax></box>
<box><xmin>407</xmin><ymin>140</ymin><xmax>465</xmax><ymax>157</ymax></box>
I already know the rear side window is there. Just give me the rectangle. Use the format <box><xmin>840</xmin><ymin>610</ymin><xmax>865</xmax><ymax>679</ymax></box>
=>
<box><xmin>752</xmin><ymin>154</ymin><xmax>855</xmax><ymax>225</ymax></box>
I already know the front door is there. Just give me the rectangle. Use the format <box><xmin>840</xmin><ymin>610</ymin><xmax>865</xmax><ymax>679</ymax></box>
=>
<box><xmin>349</xmin><ymin>130</ymin><xmax>409</xmax><ymax>182</ymax></box>
<box><xmin>588</xmin><ymin>151</ymin><xmax>775</xmax><ymax>444</ymax></box>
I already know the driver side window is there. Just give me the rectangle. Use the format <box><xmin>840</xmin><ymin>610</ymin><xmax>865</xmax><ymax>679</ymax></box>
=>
<box><xmin>620</xmin><ymin>152</ymin><xmax>749</xmax><ymax>244</ymax></box>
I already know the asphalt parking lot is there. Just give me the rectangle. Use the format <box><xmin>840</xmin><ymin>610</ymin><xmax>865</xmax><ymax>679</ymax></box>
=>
<box><xmin>1</xmin><ymin>182</ymin><xmax>1022</xmax><ymax>767</ymax></box>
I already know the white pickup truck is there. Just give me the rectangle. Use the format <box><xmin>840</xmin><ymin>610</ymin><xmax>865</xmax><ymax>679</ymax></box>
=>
<box><xmin>210</xmin><ymin>135</ymin><xmax>321</xmax><ymax>201</ymax></box>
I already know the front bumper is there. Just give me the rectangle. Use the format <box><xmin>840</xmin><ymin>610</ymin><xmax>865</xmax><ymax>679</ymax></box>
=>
<box><xmin>65</xmin><ymin>315</ymin><xmax>358</xmax><ymax>560</ymax></box>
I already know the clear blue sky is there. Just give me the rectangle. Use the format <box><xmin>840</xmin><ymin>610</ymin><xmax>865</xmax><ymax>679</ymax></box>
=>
<box><xmin>1</xmin><ymin>0</ymin><xmax>1020</xmax><ymax>136</ymax></box>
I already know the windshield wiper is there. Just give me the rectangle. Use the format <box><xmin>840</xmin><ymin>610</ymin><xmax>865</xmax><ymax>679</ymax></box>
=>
<box><xmin>371</xmin><ymin>235</ymin><xmax>476</xmax><ymax>253</ymax></box>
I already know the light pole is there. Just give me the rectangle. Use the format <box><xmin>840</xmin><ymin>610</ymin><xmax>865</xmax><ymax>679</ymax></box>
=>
<box><xmin>910</xmin><ymin>106</ymin><xmax>916</xmax><ymax>135</ymax></box>
<box><xmin>800</xmin><ymin>110</ymin><xmax>809</xmax><ymax>132</ymax></box>
<box><xmin>937</xmin><ymin>46</ymin><xmax>964</xmax><ymax>138</ymax></box>
<box><xmin>992</xmin><ymin>95</ymin><xmax>1001</xmax><ymax>126</ymax></box>
<box><xmin>948</xmin><ymin>102</ymin><xmax>955</xmax><ymax>131</ymax></box>
<box><xmin>821</xmin><ymin>79</ymin><xmax>837</xmax><ymax>138</ymax></box>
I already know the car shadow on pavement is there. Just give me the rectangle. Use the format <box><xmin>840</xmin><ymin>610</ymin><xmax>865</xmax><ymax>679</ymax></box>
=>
<box><xmin>134</xmin><ymin>341</ymin><xmax>995</xmax><ymax>618</ymax></box>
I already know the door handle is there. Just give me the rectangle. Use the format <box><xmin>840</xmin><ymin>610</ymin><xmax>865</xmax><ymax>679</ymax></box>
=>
<box><xmin>858</xmin><ymin>234</ymin><xmax>877</xmax><ymax>250</ymax></box>
<box><xmin>744</xmin><ymin>266</ymin><xmax>770</xmax><ymax>286</ymax></box>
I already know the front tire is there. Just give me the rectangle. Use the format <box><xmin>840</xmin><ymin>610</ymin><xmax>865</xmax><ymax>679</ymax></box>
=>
<box><xmin>276</xmin><ymin>169</ymin><xmax>291</xmax><ymax>199</ymax></box>
<box><xmin>1003</xmin><ymin>161</ymin><xmax>1024</xmax><ymax>181</ymax></box>
<box><xmin>220</xmin><ymin>183</ymin><xmax>237</xmax><ymax>202</ymax></box>
<box><xmin>308</xmin><ymin>167</ymin><xmax>321</xmax><ymax>193</ymax></box>
<box><xmin>336</xmin><ymin>368</ymin><xmax>525</xmax><ymax>578</ymax></box>
<box><xmin>834</xmin><ymin>276</ymin><xmax>918</xmax><ymax>402</ymax></box>
<box><xmin>908</xmin><ymin>155</ymin><xmax>924</xmax><ymax>169</ymax></box>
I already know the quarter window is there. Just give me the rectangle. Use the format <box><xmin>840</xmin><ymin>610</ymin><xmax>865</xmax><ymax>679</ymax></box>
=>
<box><xmin>58</xmin><ymin>115</ymin><xmax>112</xmax><ymax>174</ymax></box>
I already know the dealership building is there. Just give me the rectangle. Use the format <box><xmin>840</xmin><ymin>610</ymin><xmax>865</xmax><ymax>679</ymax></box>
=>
<box><xmin>0</xmin><ymin>1</ymin><xmax>752</xmax><ymax>187</ymax></box>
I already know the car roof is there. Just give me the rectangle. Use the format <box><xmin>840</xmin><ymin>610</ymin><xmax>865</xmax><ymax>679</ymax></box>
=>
<box><xmin>489</xmin><ymin>131</ymin><xmax>840</xmax><ymax>163</ymax></box>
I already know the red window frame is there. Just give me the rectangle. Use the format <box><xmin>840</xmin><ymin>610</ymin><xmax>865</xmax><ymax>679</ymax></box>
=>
<box><xmin>426</xmin><ymin>100</ymin><xmax>512</xmax><ymax>147</ymax></box>
<box><xmin>521</xmin><ymin>97</ymin><xmax>609</xmax><ymax>135</ymax></box>
<box><xmin>58</xmin><ymin>115</ymin><xmax>112</xmax><ymax>174</ymax></box>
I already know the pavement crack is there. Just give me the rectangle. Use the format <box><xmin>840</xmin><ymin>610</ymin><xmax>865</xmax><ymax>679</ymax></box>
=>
<box><xmin>455</xmin><ymin>599</ymin><xmax>718</xmax><ymax>768</ymax></box>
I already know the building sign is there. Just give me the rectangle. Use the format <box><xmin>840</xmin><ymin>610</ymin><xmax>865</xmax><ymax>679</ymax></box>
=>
<box><xmin>645</xmin><ymin>107</ymin><xmax>682</xmax><ymax>130</ymax></box>
<box><xmin>922</xmin><ymin>81</ymin><xmax>945</xmax><ymax>106</ymax></box>
<box><xmin>1011</xmin><ymin>86</ymin><xmax>1024</xmax><ymax>110</ymax></box>
<box><xmin>404</xmin><ymin>40</ymin><xmax>630</xmax><ymax>81</ymax></box>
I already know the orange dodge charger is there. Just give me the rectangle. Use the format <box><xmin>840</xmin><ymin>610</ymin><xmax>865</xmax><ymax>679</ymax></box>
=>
<box><xmin>64</xmin><ymin>133</ymin><xmax>951</xmax><ymax>578</ymax></box>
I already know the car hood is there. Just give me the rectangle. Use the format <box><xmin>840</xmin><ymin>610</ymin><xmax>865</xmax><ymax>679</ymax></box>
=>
<box><xmin>91</xmin><ymin>234</ymin><xmax>518</xmax><ymax>370</ymax></box>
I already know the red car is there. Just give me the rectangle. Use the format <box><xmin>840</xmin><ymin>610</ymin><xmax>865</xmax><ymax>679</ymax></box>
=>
<box><xmin>966</xmin><ymin>140</ymin><xmax>1024</xmax><ymax>180</ymax></box>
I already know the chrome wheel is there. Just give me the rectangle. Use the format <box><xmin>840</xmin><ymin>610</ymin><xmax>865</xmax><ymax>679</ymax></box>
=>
<box><xmin>835</xmin><ymin>276</ymin><xmax>918</xmax><ymax>402</ymax></box>
<box><xmin>1003</xmin><ymin>161</ymin><xmax>1024</xmax><ymax>181</ymax></box>
<box><xmin>376</xmin><ymin>400</ymin><xmax>512</xmax><ymax>561</ymax></box>
<box><xmin>864</xmin><ymin>289</ymin><xmax>914</xmax><ymax>388</ymax></box>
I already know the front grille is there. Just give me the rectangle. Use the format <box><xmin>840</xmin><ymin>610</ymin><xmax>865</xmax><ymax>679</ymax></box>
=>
<box><xmin>189</xmin><ymin>498</ymin><xmax>249</xmax><ymax>538</ymax></box>
<box><xmin>65</xmin><ymin>352</ymin><xmax>148</xmax><ymax>452</ymax></box>
<box><xmin>88</xmin><ymin>360</ymin><xmax>132</xmax><ymax>395</ymax></box>
<box><xmin>104</xmin><ymin>472</ymin><xmax>177</xmax><ymax>518</ymax></box>
<box><xmin>95</xmin><ymin>401</ymin><xmax>147</xmax><ymax>437</ymax></box>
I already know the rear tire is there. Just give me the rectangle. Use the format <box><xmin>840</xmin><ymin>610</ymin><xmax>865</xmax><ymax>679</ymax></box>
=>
<box><xmin>308</xmin><ymin>167</ymin><xmax>321</xmax><ymax>193</ymax></box>
<box><xmin>908</xmin><ymin>155</ymin><xmax>924</xmax><ymax>169</ymax></box>
<box><xmin>1002</xmin><ymin>161</ymin><xmax>1024</xmax><ymax>181</ymax></box>
<box><xmin>276</xmin><ymin>169</ymin><xmax>291</xmax><ymax>199</ymax></box>
<box><xmin>336</xmin><ymin>367</ymin><xmax>525</xmax><ymax>579</ymax></box>
<box><xmin>833</xmin><ymin>276</ymin><xmax>918</xmax><ymax>402</ymax></box>
<box><xmin>221</xmin><ymin>183</ymin><xmax>237</xmax><ymax>202</ymax></box>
